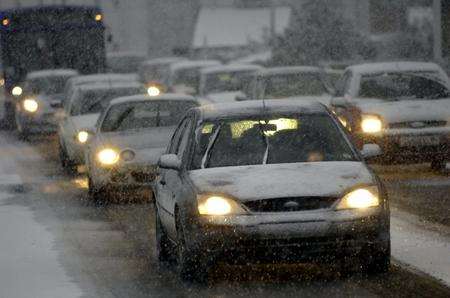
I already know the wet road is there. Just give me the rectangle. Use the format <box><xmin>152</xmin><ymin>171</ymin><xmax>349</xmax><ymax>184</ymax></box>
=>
<box><xmin>1</xmin><ymin>132</ymin><xmax>449</xmax><ymax>298</ymax></box>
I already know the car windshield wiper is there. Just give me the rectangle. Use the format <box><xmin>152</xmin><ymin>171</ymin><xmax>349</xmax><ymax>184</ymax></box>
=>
<box><xmin>201</xmin><ymin>124</ymin><xmax>222</xmax><ymax>169</ymax></box>
<box><xmin>256</xmin><ymin>122</ymin><xmax>269</xmax><ymax>165</ymax></box>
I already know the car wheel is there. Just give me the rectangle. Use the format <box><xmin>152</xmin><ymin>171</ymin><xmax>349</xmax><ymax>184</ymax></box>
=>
<box><xmin>59</xmin><ymin>143</ymin><xmax>77</xmax><ymax>174</ymax></box>
<box><xmin>430</xmin><ymin>157</ymin><xmax>446</xmax><ymax>172</ymax></box>
<box><xmin>175</xmin><ymin>214</ymin><xmax>209</xmax><ymax>283</ymax></box>
<box><xmin>155</xmin><ymin>209</ymin><xmax>173</xmax><ymax>263</ymax></box>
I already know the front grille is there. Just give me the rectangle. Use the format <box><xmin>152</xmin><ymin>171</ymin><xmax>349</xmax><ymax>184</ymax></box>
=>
<box><xmin>131</xmin><ymin>171</ymin><xmax>155</xmax><ymax>183</ymax></box>
<box><xmin>389</xmin><ymin>120</ymin><xmax>447</xmax><ymax>129</ymax></box>
<box><xmin>243</xmin><ymin>197</ymin><xmax>337</xmax><ymax>213</ymax></box>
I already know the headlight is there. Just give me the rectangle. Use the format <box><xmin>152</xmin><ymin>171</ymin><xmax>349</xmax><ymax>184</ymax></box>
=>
<box><xmin>147</xmin><ymin>86</ymin><xmax>161</xmax><ymax>97</ymax></box>
<box><xmin>197</xmin><ymin>195</ymin><xmax>247</xmax><ymax>215</ymax></box>
<box><xmin>336</xmin><ymin>186</ymin><xmax>380</xmax><ymax>210</ymax></box>
<box><xmin>97</xmin><ymin>148</ymin><xmax>119</xmax><ymax>166</ymax></box>
<box><xmin>12</xmin><ymin>86</ymin><xmax>23</xmax><ymax>96</ymax></box>
<box><xmin>77</xmin><ymin>131</ymin><xmax>89</xmax><ymax>144</ymax></box>
<box><xmin>361</xmin><ymin>114</ymin><xmax>383</xmax><ymax>133</ymax></box>
<box><xmin>23</xmin><ymin>98</ymin><xmax>38</xmax><ymax>113</ymax></box>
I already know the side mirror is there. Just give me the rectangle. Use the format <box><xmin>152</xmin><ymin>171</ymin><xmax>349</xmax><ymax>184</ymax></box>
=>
<box><xmin>235</xmin><ymin>93</ymin><xmax>248</xmax><ymax>101</ymax></box>
<box><xmin>361</xmin><ymin>144</ymin><xmax>382</xmax><ymax>159</ymax></box>
<box><xmin>158</xmin><ymin>154</ymin><xmax>182</xmax><ymax>171</ymax></box>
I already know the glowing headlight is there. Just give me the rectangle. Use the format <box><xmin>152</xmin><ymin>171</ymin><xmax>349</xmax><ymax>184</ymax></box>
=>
<box><xmin>336</xmin><ymin>186</ymin><xmax>380</xmax><ymax>210</ymax></box>
<box><xmin>77</xmin><ymin>131</ymin><xmax>89</xmax><ymax>144</ymax></box>
<box><xmin>361</xmin><ymin>115</ymin><xmax>383</xmax><ymax>133</ymax></box>
<box><xmin>197</xmin><ymin>195</ymin><xmax>247</xmax><ymax>216</ymax></box>
<box><xmin>97</xmin><ymin>148</ymin><xmax>119</xmax><ymax>166</ymax></box>
<box><xmin>12</xmin><ymin>86</ymin><xmax>23</xmax><ymax>96</ymax></box>
<box><xmin>23</xmin><ymin>99</ymin><xmax>38</xmax><ymax>113</ymax></box>
<box><xmin>147</xmin><ymin>86</ymin><xmax>161</xmax><ymax>97</ymax></box>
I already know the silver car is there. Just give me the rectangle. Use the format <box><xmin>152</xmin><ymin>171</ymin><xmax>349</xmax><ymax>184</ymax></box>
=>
<box><xmin>85</xmin><ymin>94</ymin><xmax>207</xmax><ymax>200</ymax></box>
<box><xmin>155</xmin><ymin>100</ymin><xmax>390</xmax><ymax>282</ymax></box>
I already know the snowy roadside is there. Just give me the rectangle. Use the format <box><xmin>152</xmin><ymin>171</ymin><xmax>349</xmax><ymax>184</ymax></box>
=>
<box><xmin>391</xmin><ymin>208</ymin><xmax>450</xmax><ymax>287</ymax></box>
<box><xmin>0</xmin><ymin>141</ymin><xmax>83</xmax><ymax>298</ymax></box>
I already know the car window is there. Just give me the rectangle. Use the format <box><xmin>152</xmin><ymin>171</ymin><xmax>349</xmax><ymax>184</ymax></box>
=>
<box><xmin>334</xmin><ymin>71</ymin><xmax>351</xmax><ymax>97</ymax></box>
<box><xmin>203</xmin><ymin>70</ymin><xmax>257</xmax><ymax>94</ymax></box>
<box><xmin>176</xmin><ymin>118</ymin><xmax>193</xmax><ymax>160</ymax></box>
<box><xmin>168</xmin><ymin>118</ymin><xmax>188</xmax><ymax>154</ymax></box>
<box><xmin>262</xmin><ymin>73</ymin><xmax>328</xmax><ymax>99</ymax></box>
<box><xmin>191</xmin><ymin>114</ymin><xmax>356</xmax><ymax>169</ymax></box>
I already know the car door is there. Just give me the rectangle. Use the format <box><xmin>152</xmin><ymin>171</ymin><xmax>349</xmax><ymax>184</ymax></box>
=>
<box><xmin>156</xmin><ymin>117</ymin><xmax>189</xmax><ymax>238</ymax></box>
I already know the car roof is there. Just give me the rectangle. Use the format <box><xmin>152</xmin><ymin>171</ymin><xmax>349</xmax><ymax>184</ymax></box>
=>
<box><xmin>141</xmin><ymin>57</ymin><xmax>186</xmax><ymax>66</ymax></box>
<box><xmin>109</xmin><ymin>93</ymin><xmax>206</xmax><ymax>106</ymax></box>
<box><xmin>106</xmin><ymin>51</ymin><xmax>147</xmax><ymax>59</ymax></box>
<box><xmin>197</xmin><ymin>99</ymin><xmax>327</xmax><ymax>121</ymax></box>
<box><xmin>76</xmin><ymin>82</ymin><xmax>142</xmax><ymax>92</ymax></box>
<box><xmin>201</xmin><ymin>64</ymin><xmax>263</xmax><ymax>75</ymax></box>
<box><xmin>69</xmin><ymin>73</ymin><xmax>137</xmax><ymax>85</ymax></box>
<box><xmin>257</xmin><ymin>66</ymin><xmax>322</xmax><ymax>76</ymax></box>
<box><xmin>347</xmin><ymin>61</ymin><xmax>443</xmax><ymax>75</ymax></box>
<box><xmin>27</xmin><ymin>69</ymin><xmax>78</xmax><ymax>79</ymax></box>
<box><xmin>170</xmin><ymin>60</ymin><xmax>221</xmax><ymax>72</ymax></box>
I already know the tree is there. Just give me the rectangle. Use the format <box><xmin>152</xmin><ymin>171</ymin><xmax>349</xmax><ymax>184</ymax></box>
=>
<box><xmin>271</xmin><ymin>0</ymin><xmax>375</xmax><ymax>66</ymax></box>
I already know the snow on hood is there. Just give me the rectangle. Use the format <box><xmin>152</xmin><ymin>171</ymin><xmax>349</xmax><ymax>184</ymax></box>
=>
<box><xmin>206</xmin><ymin>91</ymin><xmax>243</xmax><ymax>103</ymax></box>
<box><xmin>189</xmin><ymin>161</ymin><xmax>374</xmax><ymax>201</ymax></box>
<box><xmin>70</xmin><ymin>113</ymin><xmax>100</xmax><ymax>131</ymax></box>
<box><xmin>354</xmin><ymin>98</ymin><xmax>450</xmax><ymax>123</ymax></box>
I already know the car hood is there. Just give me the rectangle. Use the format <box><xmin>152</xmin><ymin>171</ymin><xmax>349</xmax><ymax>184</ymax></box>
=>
<box><xmin>206</xmin><ymin>91</ymin><xmax>242</xmax><ymax>103</ymax></box>
<box><xmin>97</xmin><ymin>127</ymin><xmax>176</xmax><ymax>164</ymax></box>
<box><xmin>70</xmin><ymin>113</ymin><xmax>100</xmax><ymax>131</ymax></box>
<box><xmin>354</xmin><ymin>98</ymin><xmax>450</xmax><ymax>123</ymax></box>
<box><xmin>188</xmin><ymin>161</ymin><xmax>374</xmax><ymax>202</ymax></box>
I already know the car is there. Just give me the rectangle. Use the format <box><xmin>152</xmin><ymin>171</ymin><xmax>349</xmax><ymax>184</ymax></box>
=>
<box><xmin>62</xmin><ymin>73</ymin><xmax>138</xmax><ymax>106</ymax></box>
<box><xmin>167</xmin><ymin>60</ymin><xmax>221</xmax><ymax>95</ymax></box>
<box><xmin>106</xmin><ymin>51</ymin><xmax>147</xmax><ymax>74</ymax></box>
<box><xmin>138</xmin><ymin>57</ymin><xmax>186</xmax><ymax>93</ymax></box>
<box><xmin>331</xmin><ymin>61</ymin><xmax>450</xmax><ymax>170</ymax></box>
<box><xmin>58</xmin><ymin>82</ymin><xmax>145</xmax><ymax>172</ymax></box>
<box><xmin>14</xmin><ymin>69</ymin><xmax>79</xmax><ymax>137</ymax></box>
<box><xmin>199</xmin><ymin>64</ymin><xmax>263</xmax><ymax>103</ymax></box>
<box><xmin>154</xmin><ymin>99</ymin><xmax>390</xmax><ymax>281</ymax></box>
<box><xmin>239</xmin><ymin>66</ymin><xmax>334</xmax><ymax>105</ymax></box>
<box><xmin>85</xmin><ymin>94</ymin><xmax>208</xmax><ymax>199</ymax></box>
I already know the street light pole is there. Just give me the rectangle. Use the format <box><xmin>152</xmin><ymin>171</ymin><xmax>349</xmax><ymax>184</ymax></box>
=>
<box><xmin>433</xmin><ymin>0</ymin><xmax>442</xmax><ymax>62</ymax></box>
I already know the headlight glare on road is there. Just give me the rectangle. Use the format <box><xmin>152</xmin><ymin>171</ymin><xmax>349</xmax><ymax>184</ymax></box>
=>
<box><xmin>361</xmin><ymin>114</ymin><xmax>383</xmax><ymax>133</ymax></box>
<box><xmin>97</xmin><ymin>148</ymin><xmax>119</xmax><ymax>166</ymax></box>
<box><xmin>77</xmin><ymin>131</ymin><xmax>89</xmax><ymax>144</ymax></box>
<box><xmin>147</xmin><ymin>86</ymin><xmax>161</xmax><ymax>97</ymax></box>
<box><xmin>197</xmin><ymin>195</ymin><xmax>247</xmax><ymax>216</ymax></box>
<box><xmin>336</xmin><ymin>186</ymin><xmax>380</xmax><ymax>210</ymax></box>
<box><xmin>23</xmin><ymin>98</ymin><xmax>38</xmax><ymax>113</ymax></box>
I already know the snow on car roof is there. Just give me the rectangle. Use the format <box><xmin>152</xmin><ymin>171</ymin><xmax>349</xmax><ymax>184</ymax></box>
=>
<box><xmin>106</xmin><ymin>51</ymin><xmax>147</xmax><ymax>59</ymax></box>
<box><xmin>347</xmin><ymin>61</ymin><xmax>443</xmax><ymax>75</ymax></box>
<box><xmin>27</xmin><ymin>69</ymin><xmax>78</xmax><ymax>79</ymax></box>
<box><xmin>199</xmin><ymin>99</ymin><xmax>327</xmax><ymax>120</ymax></box>
<box><xmin>258</xmin><ymin>66</ymin><xmax>323</xmax><ymax>76</ymax></box>
<box><xmin>233</xmin><ymin>51</ymin><xmax>272</xmax><ymax>64</ymax></box>
<box><xmin>201</xmin><ymin>64</ymin><xmax>263</xmax><ymax>75</ymax></box>
<box><xmin>77</xmin><ymin>81</ymin><xmax>142</xmax><ymax>92</ymax></box>
<box><xmin>170</xmin><ymin>60</ymin><xmax>221</xmax><ymax>72</ymax></box>
<box><xmin>110</xmin><ymin>93</ymin><xmax>205</xmax><ymax>106</ymax></box>
<box><xmin>69</xmin><ymin>73</ymin><xmax>138</xmax><ymax>85</ymax></box>
<box><xmin>141</xmin><ymin>57</ymin><xmax>186</xmax><ymax>66</ymax></box>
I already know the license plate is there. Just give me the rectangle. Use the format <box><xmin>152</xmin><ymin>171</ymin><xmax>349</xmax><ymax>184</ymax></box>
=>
<box><xmin>399</xmin><ymin>135</ymin><xmax>441</xmax><ymax>147</ymax></box>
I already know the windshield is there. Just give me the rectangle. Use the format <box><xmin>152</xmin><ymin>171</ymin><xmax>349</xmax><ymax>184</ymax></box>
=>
<box><xmin>139</xmin><ymin>64</ymin><xmax>171</xmax><ymax>84</ymax></box>
<box><xmin>101</xmin><ymin>100</ymin><xmax>199</xmax><ymax>132</ymax></box>
<box><xmin>203</xmin><ymin>70</ymin><xmax>257</xmax><ymax>94</ymax></box>
<box><xmin>192</xmin><ymin>114</ymin><xmax>356</xmax><ymax>169</ymax></box>
<box><xmin>358</xmin><ymin>71</ymin><xmax>450</xmax><ymax>100</ymax></box>
<box><xmin>262</xmin><ymin>73</ymin><xmax>328</xmax><ymax>99</ymax></box>
<box><xmin>172</xmin><ymin>68</ymin><xmax>201</xmax><ymax>91</ymax></box>
<box><xmin>27</xmin><ymin>75</ymin><xmax>74</xmax><ymax>95</ymax></box>
<box><xmin>70</xmin><ymin>87</ymin><xmax>143</xmax><ymax>116</ymax></box>
<box><xmin>107</xmin><ymin>56</ymin><xmax>146</xmax><ymax>73</ymax></box>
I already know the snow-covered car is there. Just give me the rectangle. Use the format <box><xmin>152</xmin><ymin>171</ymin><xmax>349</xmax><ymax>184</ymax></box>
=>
<box><xmin>15</xmin><ymin>69</ymin><xmax>78</xmax><ymax>137</ymax></box>
<box><xmin>138</xmin><ymin>57</ymin><xmax>186</xmax><ymax>93</ymax></box>
<box><xmin>154</xmin><ymin>99</ymin><xmax>390</xmax><ymax>281</ymax></box>
<box><xmin>58</xmin><ymin>82</ymin><xmax>144</xmax><ymax>172</ymax></box>
<box><xmin>199</xmin><ymin>64</ymin><xmax>262</xmax><ymax>103</ymax></box>
<box><xmin>63</xmin><ymin>73</ymin><xmax>138</xmax><ymax>106</ymax></box>
<box><xmin>167</xmin><ymin>60</ymin><xmax>221</xmax><ymax>95</ymax></box>
<box><xmin>85</xmin><ymin>94</ymin><xmax>207</xmax><ymax>199</ymax></box>
<box><xmin>239</xmin><ymin>66</ymin><xmax>334</xmax><ymax>105</ymax></box>
<box><xmin>106</xmin><ymin>51</ymin><xmax>147</xmax><ymax>74</ymax></box>
<box><xmin>331</xmin><ymin>62</ymin><xmax>450</xmax><ymax>170</ymax></box>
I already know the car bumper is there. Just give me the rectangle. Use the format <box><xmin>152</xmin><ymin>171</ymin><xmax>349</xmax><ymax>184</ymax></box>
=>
<box><xmin>16</xmin><ymin>112</ymin><xmax>59</xmax><ymax>133</ymax></box>
<box><xmin>93</xmin><ymin>163</ymin><xmax>158</xmax><ymax>189</ymax></box>
<box><xmin>185</xmin><ymin>207</ymin><xmax>389</xmax><ymax>263</ymax></box>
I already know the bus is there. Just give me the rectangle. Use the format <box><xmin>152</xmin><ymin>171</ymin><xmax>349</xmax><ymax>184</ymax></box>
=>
<box><xmin>0</xmin><ymin>5</ymin><xmax>106</xmax><ymax>126</ymax></box>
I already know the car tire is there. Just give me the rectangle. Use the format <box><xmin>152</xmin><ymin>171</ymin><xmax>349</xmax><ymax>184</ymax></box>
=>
<box><xmin>155</xmin><ymin>209</ymin><xmax>173</xmax><ymax>263</ymax></box>
<box><xmin>59</xmin><ymin>143</ymin><xmax>77</xmax><ymax>174</ymax></box>
<box><xmin>175</xmin><ymin>214</ymin><xmax>209</xmax><ymax>283</ymax></box>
